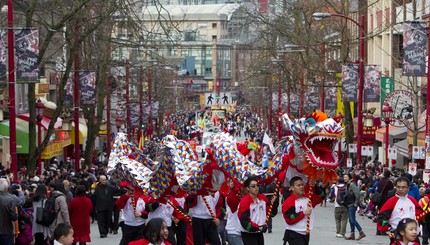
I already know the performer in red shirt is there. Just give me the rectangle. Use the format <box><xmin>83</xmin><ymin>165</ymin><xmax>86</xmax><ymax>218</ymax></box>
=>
<box><xmin>237</xmin><ymin>176</ymin><xmax>270</xmax><ymax>245</ymax></box>
<box><xmin>281</xmin><ymin>176</ymin><xmax>324</xmax><ymax>245</ymax></box>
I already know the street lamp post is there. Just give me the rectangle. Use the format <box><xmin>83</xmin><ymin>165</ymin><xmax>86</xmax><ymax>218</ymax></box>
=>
<box><xmin>312</xmin><ymin>12</ymin><xmax>366</xmax><ymax>166</ymax></box>
<box><xmin>6</xmin><ymin>0</ymin><xmax>17</xmax><ymax>181</ymax></box>
<box><xmin>277</xmin><ymin>66</ymin><xmax>282</xmax><ymax>140</ymax></box>
<box><xmin>35</xmin><ymin>99</ymin><xmax>44</xmax><ymax>175</ymax></box>
<box><xmin>382</xmin><ymin>103</ymin><xmax>393</xmax><ymax>167</ymax></box>
<box><xmin>73</xmin><ymin>20</ymin><xmax>80</xmax><ymax>171</ymax></box>
<box><xmin>321</xmin><ymin>42</ymin><xmax>325</xmax><ymax>112</ymax></box>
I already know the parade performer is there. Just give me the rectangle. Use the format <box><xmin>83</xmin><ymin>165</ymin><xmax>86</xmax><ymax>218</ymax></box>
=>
<box><xmin>237</xmin><ymin>176</ymin><xmax>271</xmax><ymax>245</ymax></box>
<box><xmin>128</xmin><ymin>218</ymin><xmax>171</xmax><ymax>245</ymax></box>
<box><xmin>276</xmin><ymin>111</ymin><xmax>344</xmax><ymax>242</ymax></box>
<box><xmin>281</xmin><ymin>176</ymin><xmax>324</xmax><ymax>245</ymax></box>
<box><xmin>116</xmin><ymin>181</ymin><xmax>147</xmax><ymax>245</ymax></box>
<box><xmin>187</xmin><ymin>192</ymin><xmax>225</xmax><ymax>245</ymax></box>
<box><xmin>146</xmin><ymin>196</ymin><xmax>188</xmax><ymax>245</ymax></box>
<box><xmin>225</xmin><ymin>178</ymin><xmax>246</xmax><ymax>245</ymax></box>
<box><xmin>377</xmin><ymin>176</ymin><xmax>424</xmax><ymax>244</ymax></box>
<box><xmin>390</xmin><ymin>218</ymin><xmax>420</xmax><ymax>245</ymax></box>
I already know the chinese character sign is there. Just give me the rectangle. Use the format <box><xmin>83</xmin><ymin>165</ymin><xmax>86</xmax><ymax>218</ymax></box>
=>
<box><xmin>15</xmin><ymin>28</ymin><xmax>39</xmax><ymax>82</ymax></box>
<box><xmin>403</xmin><ymin>21</ymin><xmax>427</xmax><ymax>76</ymax></box>
<box><xmin>364</xmin><ymin>65</ymin><xmax>381</xmax><ymax>102</ymax></box>
<box><xmin>342</xmin><ymin>64</ymin><xmax>358</xmax><ymax>102</ymax></box>
<box><xmin>380</xmin><ymin>77</ymin><xmax>393</xmax><ymax>112</ymax></box>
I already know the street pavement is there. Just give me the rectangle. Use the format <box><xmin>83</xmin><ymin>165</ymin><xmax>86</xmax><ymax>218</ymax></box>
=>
<box><xmin>88</xmin><ymin>201</ymin><xmax>388</xmax><ymax>245</ymax></box>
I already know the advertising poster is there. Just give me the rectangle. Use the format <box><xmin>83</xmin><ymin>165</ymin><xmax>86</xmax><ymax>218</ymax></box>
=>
<box><xmin>342</xmin><ymin>64</ymin><xmax>358</xmax><ymax>101</ymax></box>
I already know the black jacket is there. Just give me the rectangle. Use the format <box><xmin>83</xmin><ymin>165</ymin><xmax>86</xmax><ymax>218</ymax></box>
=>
<box><xmin>94</xmin><ymin>183</ymin><xmax>116</xmax><ymax>212</ymax></box>
<box><xmin>0</xmin><ymin>191</ymin><xmax>18</xmax><ymax>235</ymax></box>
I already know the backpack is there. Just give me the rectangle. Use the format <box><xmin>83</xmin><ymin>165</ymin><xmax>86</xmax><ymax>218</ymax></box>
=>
<box><xmin>336</xmin><ymin>184</ymin><xmax>348</xmax><ymax>206</ymax></box>
<box><xmin>35</xmin><ymin>193</ymin><xmax>60</xmax><ymax>227</ymax></box>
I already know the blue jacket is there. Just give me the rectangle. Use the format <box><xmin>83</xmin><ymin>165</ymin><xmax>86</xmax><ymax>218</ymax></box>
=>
<box><xmin>408</xmin><ymin>183</ymin><xmax>420</xmax><ymax>201</ymax></box>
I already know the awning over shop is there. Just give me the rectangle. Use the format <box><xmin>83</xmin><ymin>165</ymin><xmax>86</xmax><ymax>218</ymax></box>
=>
<box><xmin>0</xmin><ymin>118</ymin><xmax>29</xmax><ymax>154</ymax></box>
<box><xmin>18</xmin><ymin>113</ymin><xmax>62</xmax><ymax>130</ymax></box>
<box><xmin>394</xmin><ymin>139</ymin><xmax>410</xmax><ymax>158</ymax></box>
<box><xmin>375</xmin><ymin>126</ymin><xmax>407</xmax><ymax>143</ymax></box>
<box><xmin>70</xmin><ymin>121</ymin><xmax>88</xmax><ymax>144</ymax></box>
<box><xmin>41</xmin><ymin>130</ymin><xmax>72</xmax><ymax>159</ymax></box>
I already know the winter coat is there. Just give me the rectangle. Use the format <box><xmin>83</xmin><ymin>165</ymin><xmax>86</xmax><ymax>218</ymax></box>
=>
<box><xmin>49</xmin><ymin>191</ymin><xmax>70</xmax><ymax>234</ymax></box>
<box><xmin>69</xmin><ymin>195</ymin><xmax>92</xmax><ymax>242</ymax></box>
<box><xmin>31</xmin><ymin>199</ymin><xmax>50</xmax><ymax>239</ymax></box>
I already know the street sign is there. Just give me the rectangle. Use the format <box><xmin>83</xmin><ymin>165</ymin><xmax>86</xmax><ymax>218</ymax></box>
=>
<box><xmin>204</xmin><ymin>92</ymin><xmax>232</xmax><ymax>106</ymax></box>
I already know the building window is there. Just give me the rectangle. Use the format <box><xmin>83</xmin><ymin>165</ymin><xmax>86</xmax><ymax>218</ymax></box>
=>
<box><xmin>212</xmin><ymin>35</ymin><xmax>217</xmax><ymax>41</ymax></box>
<box><xmin>212</xmin><ymin>23</ymin><xmax>217</xmax><ymax>29</ymax></box>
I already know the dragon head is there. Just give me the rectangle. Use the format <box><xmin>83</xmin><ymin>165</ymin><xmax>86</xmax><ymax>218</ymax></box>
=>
<box><xmin>282</xmin><ymin>111</ymin><xmax>343</xmax><ymax>169</ymax></box>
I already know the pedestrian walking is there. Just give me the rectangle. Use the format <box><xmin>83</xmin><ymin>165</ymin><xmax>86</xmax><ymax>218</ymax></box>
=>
<box><xmin>49</xmin><ymin>182</ymin><xmax>71</xmax><ymax>235</ymax></box>
<box><xmin>31</xmin><ymin>184</ymin><xmax>50</xmax><ymax>245</ymax></box>
<box><xmin>68</xmin><ymin>185</ymin><xmax>92</xmax><ymax>245</ymax></box>
<box><xmin>94</xmin><ymin>175</ymin><xmax>116</xmax><ymax>238</ymax></box>
<box><xmin>333</xmin><ymin>177</ymin><xmax>348</xmax><ymax>238</ymax></box>
<box><xmin>343</xmin><ymin>173</ymin><xmax>366</xmax><ymax>241</ymax></box>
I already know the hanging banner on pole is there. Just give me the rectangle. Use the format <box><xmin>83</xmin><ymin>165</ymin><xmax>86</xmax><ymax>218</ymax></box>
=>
<box><xmin>304</xmin><ymin>80</ymin><xmax>320</xmax><ymax>114</ymax></box>
<box><xmin>290</xmin><ymin>93</ymin><xmax>299</xmax><ymax>116</ymax></box>
<box><xmin>79</xmin><ymin>71</ymin><xmax>96</xmax><ymax>105</ymax></box>
<box><xmin>402</xmin><ymin>21</ymin><xmax>427</xmax><ymax>76</ymax></box>
<box><xmin>15</xmin><ymin>28</ymin><xmax>39</xmax><ymax>82</ymax></box>
<box><xmin>380</xmin><ymin>77</ymin><xmax>393</xmax><ymax>113</ymax></box>
<box><xmin>342</xmin><ymin>64</ymin><xmax>358</xmax><ymax>102</ymax></box>
<box><xmin>0</xmin><ymin>31</ymin><xmax>6</xmax><ymax>82</ymax></box>
<box><xmin>325</xmin><ymin>81</ymin><xmax>337</xmax><ymax>110</ymax></box>
<box><xmin>64</xmin><ymin>77</ymin><xmax>74</xmax><ymax>107</ymax></box>
<box><xmin>364</xmin><ymin>65</ymin><xmax>381</xmax><ymax>102</ymax></box>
